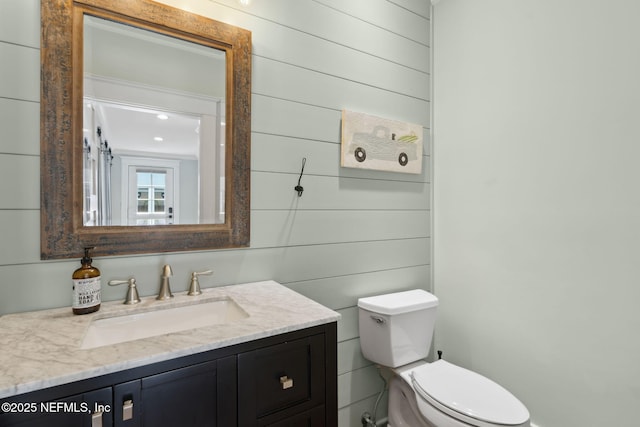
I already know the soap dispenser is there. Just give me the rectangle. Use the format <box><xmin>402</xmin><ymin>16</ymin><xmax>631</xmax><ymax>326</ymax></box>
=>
<box><xmin>72</xmin><ymin>247</ymin><xmax>101</xmax><ymax>315</ymax></box>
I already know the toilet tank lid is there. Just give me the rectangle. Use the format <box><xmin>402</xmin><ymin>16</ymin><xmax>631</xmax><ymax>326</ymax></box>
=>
<box><xmin>358</xmin><ymin>289</ymin><xmax>438</xmax><ymax>315</ymax></box>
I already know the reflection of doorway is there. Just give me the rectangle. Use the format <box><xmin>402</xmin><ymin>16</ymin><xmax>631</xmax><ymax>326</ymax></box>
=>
<box><xmin>121</xmin><ymin>157</ymin><xmax>180</xmax><ymax>225</ymax></box>
<box><xmin>133</xmin><ymin>169</ymin><xmax>172</xmax><ymax>225</ymax></box>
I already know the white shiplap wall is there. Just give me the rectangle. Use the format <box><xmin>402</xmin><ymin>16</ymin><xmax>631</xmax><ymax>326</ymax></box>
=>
<box><xmin>0</xmin><ymin>0</ymin><xmax>430</xmax><ymax>424</ymax></box>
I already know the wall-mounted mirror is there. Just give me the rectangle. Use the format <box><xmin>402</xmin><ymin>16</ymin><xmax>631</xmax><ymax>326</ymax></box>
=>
<box><xmin>41</xmin><ymin>0</ymin><xmax>251</xmax><ymax>259</ymax></box>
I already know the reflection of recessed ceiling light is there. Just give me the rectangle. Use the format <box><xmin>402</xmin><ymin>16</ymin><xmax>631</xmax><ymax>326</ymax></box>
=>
<box><xmin>154</xmin><ymin>137</ymin><xmax>163</xmax><ymax>142</ymax></box>
<box><xmin>157</xmin><ymin>114</ymin><xmax>169</xmax><ymax>120</ymax></box>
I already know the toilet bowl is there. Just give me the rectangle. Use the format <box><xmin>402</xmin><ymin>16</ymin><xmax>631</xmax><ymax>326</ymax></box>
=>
<box><xmin>358</xmin><ymin>290</ymin><xmax>530</xmax><ymax>427</ymax></box>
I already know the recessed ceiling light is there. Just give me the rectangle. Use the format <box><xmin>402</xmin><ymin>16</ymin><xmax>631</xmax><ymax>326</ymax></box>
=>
<box><xmin>154</xmin><ymin>137</ymin><xmax>164</xmax><ymax>142</ymax></box>
<box><xmin>157</xmin><ymin>114</ymin><xmax>169</xmax><ymax>120</ymax></box>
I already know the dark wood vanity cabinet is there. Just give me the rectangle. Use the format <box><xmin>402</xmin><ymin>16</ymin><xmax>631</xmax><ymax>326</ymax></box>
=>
<box><xmin>0</xmin><ymin>323</ymin><xmax>337</xmax><ymax>427</ymax></box>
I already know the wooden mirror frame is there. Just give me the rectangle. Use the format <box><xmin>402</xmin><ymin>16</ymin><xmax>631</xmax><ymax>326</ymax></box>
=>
<box><xmin>41</xmin><ymin>0</ymin><xmax>251</xmax><ymax>259</ymax></box>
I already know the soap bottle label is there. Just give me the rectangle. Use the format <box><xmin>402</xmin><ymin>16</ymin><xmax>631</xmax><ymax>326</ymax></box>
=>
<box><xmin>72</xmin><ymin>276</ymin><xmax>102</xmax><ymax>309</ymax></box>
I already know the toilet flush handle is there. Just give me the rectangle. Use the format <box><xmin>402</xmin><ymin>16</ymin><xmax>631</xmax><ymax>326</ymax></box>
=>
<box><xmin>370</xmin><ymin>315</ymin><xmax>386</xmax><ymax>325</ymax></box>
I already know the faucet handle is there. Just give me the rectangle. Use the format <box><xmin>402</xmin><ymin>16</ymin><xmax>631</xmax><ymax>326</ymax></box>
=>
<box><xmin>108</xmin><ymin>278</ymin><xmax>141</xmax><ymax>305</ymax></box>
<box><xmin>162</xmin><ymin>264</ymin><xmax>173</xmax><ymax>277</ymax></box>
<box><xmin>157</xmin><ymin>265</ymin><xmax>174</xmax><ymax>300</ymax></box>
<box><xmin>188</xmin><ymin>270</ymin><xmax>213</xmax><ymax>296</ymax></box>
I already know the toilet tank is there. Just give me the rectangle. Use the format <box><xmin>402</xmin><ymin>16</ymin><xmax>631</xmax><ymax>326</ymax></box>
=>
<box><xmin>358</xmin><ymin>289</ymin><xmax>438</xmax><ymax>368</ymax></box>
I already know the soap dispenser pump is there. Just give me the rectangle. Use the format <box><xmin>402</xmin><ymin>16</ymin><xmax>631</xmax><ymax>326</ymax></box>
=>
<box><xmin>72</xmin><ymin>247</ymin><xmax>101</xmax><ymax>315</ymax></box>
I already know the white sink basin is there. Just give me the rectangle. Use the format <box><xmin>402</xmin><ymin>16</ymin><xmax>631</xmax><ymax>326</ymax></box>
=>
<box><xmin>81</xmin><ymin>297</ymin><xmax>249</xmax><ymax>349</ymax></box>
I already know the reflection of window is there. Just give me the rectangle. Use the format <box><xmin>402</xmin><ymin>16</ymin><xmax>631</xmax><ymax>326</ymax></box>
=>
<box><xmin>137</xmin><ymin>171</ymin><xmax>166</xmax><ymax>215</ymax></box>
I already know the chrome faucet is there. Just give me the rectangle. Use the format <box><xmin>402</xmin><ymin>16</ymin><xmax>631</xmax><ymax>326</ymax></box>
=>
<box><xmin>156</xmin><ymin>264</ymin><xmax>174</xmax><ymax>300</ymax></box>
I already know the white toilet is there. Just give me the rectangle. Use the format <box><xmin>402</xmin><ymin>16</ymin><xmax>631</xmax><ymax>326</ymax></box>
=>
<box><xmin>358</xmin><ymin>289</ymin><xmax>530</xmax><ymax>427</ymax></box>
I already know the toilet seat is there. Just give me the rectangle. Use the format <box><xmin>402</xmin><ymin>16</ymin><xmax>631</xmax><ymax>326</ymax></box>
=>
<box><xmin>405</xmin><ymin>360</ymin><xmax>529</xmax><ymax>427</ymax></box>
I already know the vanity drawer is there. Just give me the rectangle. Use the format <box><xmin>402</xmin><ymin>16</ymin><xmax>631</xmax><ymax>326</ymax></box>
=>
<box><xmin>237</xmin><ymin>334</ymin><xmax>325</xmax><ymax>422</ymax></box>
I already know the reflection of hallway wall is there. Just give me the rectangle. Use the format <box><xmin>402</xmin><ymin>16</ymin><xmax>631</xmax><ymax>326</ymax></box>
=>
<box><xmin>180</xmin><ymin>159</ymin><xmax>198</xmax><ymax>224</ymax></box>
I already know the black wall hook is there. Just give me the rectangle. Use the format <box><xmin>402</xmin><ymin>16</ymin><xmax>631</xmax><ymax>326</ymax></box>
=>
<box><xmin>294</xmin><ymin>157</ymin><xmax>306</xmax><ymax>197</ymax></box>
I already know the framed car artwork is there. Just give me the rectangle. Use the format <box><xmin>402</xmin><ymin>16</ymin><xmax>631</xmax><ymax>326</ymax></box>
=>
<box><xmin>341</xmin><ymin>110</ymin><xmax>423</xmax><ymax>174</ymax></box>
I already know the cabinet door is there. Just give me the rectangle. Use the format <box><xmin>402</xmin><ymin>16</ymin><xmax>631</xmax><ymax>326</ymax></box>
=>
<box><xmin>112</xmin><ymin>360</ymin><xmax>218</xmax><ymax>427</ymax></box>
<box><xmin>0</xmin><ymin>387</ymin><xmax>112</xmax><ymax>427</ymax></box>
<box><xmin>237</xmin><ymin>334</ymin><xmax>325</xmax><ymax>425</ymax></box>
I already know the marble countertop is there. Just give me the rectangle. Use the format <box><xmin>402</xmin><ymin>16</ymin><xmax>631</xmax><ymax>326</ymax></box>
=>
<box><xmin>0</xmin><ymin>280</ymin><xmax>340</xmax><ymax>399</ymax></box>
